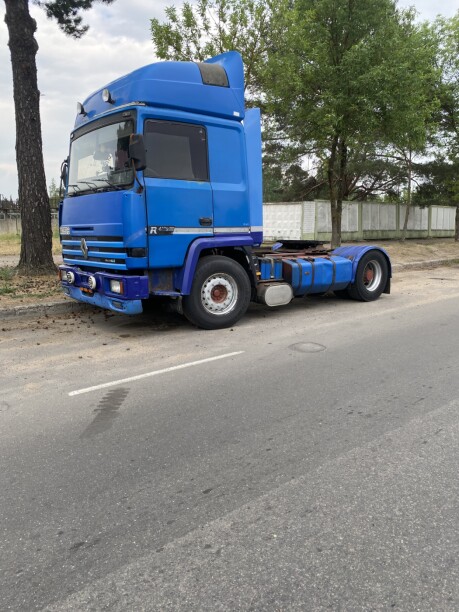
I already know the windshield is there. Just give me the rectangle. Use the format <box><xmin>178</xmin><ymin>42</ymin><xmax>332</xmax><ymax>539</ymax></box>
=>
<box><xmin>68</xmin><ymin>119</ymin><xmax>134</xmax><ymax>196</ymax></box>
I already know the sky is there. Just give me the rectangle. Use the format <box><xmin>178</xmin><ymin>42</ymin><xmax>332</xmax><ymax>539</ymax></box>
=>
<box><xmin>0</xmin><ymin>0</ymin><xmax>458</xmax><ymax>199</ymax></box>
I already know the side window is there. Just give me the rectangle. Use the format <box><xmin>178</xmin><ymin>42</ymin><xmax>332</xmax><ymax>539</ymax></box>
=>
<box><xmin>144</xmin><ymin>120</ymin><xmax>209</xmax><ymax>181</ymax></box>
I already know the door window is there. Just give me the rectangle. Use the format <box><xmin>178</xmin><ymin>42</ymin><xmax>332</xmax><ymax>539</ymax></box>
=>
<box><xmin>144</xmin><ymin>120</ymin><xmax>209</xmax><ymax>181</ymax></box>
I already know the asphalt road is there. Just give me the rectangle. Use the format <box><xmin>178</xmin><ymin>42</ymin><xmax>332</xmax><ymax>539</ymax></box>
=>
<box><xmin>1</xmin><ymin>267</ymin><xmax>459</xmax><ymax>611</ymax></box>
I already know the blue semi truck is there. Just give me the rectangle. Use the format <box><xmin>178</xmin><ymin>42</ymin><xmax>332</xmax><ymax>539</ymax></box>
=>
<box><xmin>58</xmin><ymin>51</ymin><xmax>391</xmax><ymax>329</ymax></box>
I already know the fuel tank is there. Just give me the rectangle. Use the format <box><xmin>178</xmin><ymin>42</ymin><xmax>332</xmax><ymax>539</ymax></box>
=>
<box><xmin>281</xmin><ymin>256</ymin><xmax>353</xmax><ymax>296</ymax></box>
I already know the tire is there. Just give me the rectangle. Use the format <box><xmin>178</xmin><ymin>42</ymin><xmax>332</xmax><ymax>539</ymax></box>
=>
<box><xmin>334</xmin><ymin>289</ymin><xmax>350</xmax><ymax>299</ymax></box>
<box><xmin>182</xmin><ymin>256</ymin><xmax>251</xmax><ymax>329</ymax></box>
<box><xmin>346</xmin><ymin>250</ymin><xmax>388</xmax><ymax>302</ymax></box>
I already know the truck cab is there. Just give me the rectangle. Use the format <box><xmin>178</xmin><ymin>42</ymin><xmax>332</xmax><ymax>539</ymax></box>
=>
<box><xmin>59</xmin><ymin>52</ymin><xmax>390</xmax><ymax>329</ymax></box>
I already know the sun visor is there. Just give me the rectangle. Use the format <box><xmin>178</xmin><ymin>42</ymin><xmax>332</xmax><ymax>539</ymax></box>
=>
<box><xmin>204</xmin><ymin>51</ymin><xmax>245</xmax><ymax>119</ymax></box>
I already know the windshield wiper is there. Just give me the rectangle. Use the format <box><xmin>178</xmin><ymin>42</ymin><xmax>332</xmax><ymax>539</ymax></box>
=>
<box><xmin>79</xmin><ymin>181</ymin><xmax>99</xmax><ymax>192</ymax></box>
<box><xmin>68</xmin><ymin>181</ymin><xmax>103</xmax><ymax>195</ymax></box>
<box><xmin>68</xmin><ymin>178</ymin><xmax>125</xmax><ymax>196</ymax></box>
<box><xmin>67</xmin><ymin>183</ymin><xmax>83</xmax><ymax>196</ymax></box>
<box><xmin>92</xmin><ymin>178</ymin><xmax>124</xmax><ymax>191</ymax></box>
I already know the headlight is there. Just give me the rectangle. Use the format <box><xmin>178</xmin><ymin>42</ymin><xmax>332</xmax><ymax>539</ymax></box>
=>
<box><xmin>110</xmin><ymin>279</ymin><xmax>124</xmax><ymax>294</ymax></box>
<box><xmin>66</xmin><ymin>271</ymin><xmax>75</xmax><ymax>284</ymax></box>
<box><xmin>88</xmin><ymin>275</ymin><xmax>97</xmax><ymax>290</ymax></box>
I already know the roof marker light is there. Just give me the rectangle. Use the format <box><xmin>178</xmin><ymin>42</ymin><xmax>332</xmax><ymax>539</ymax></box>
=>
<box><xmin>102</xmin><ymin>89</ymin><xmax>115</xmax><ymax>104</ymax></box>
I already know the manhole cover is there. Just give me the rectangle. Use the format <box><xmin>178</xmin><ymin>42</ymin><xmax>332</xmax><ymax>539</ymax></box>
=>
<box><xmin>289</xmin><ymin>342</ymin><xmax>326</xmax><ymax>353</ymax></box>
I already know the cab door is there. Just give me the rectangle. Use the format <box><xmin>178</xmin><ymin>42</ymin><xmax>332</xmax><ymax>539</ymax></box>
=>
<box><xmin>143</xmin><ymin>119</ymin><xmax>213</xmax><ymax>268</ymax></box>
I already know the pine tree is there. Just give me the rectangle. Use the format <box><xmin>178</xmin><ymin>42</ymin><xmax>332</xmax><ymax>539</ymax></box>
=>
<box><xmin>3</xmin><ymin>0</ymin><xmax>115</xmax><ymax>274</ymax></box>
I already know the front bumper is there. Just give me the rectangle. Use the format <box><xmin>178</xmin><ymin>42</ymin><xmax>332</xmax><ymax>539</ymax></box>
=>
<box><xmin>59</xmin><ymin>266</ymin><xmax>149</xmax><ymax>315</ymax></box>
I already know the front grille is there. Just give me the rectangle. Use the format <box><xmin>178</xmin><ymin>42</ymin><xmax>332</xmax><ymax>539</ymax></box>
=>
<box><xmin>61</xmin><ymin>236</ymin><xmax>128</xmax><ymax>270</ymax></box>
<box><xmin>64</xmin><ymin>245</ymin><xmax>125</xmax><ymax>253</ymax></box>
<box><xmin>60</xmin><ymin>235</ymin><xmax>123</xmax><ymax>242</ymax></box>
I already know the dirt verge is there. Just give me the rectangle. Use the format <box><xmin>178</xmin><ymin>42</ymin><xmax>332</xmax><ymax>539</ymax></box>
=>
<box><xmin>1</xmin><ymin>237</ymin><xmax>458</xmax><ymax>311</ymax></box>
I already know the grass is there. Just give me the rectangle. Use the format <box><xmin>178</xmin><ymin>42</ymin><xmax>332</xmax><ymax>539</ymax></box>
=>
<box><xmin>0</xmin><ymin>233</ymin><xmax>62</xmax><ymax>304</ymax></box>
<box><xmin>0</xmin><ymin>267</ymin><xmax>16</xmax><ymax>296</ymax></box>
<box><xmin>0</xmin><ymin>287</ymin><xmax>15</xmax><ymax>295</ymax></box>
<box><xmin>0</xmin><ymin>233</ymin><xmax>21</xmax><ymax>243</ymax></box>
<box><xmin>0</xmin><ymin>264</ymin><xmax>61</xmax><ymax>303</ymax></box>
<box><xmin>0</xmin><ymin>232</ymin><xmax>61</xmax><ymax>256</ymax></box>
<box><xmin>0</xmin><ymin>267</ymin><xmax>15</xmax><ymax>281</ymax></box>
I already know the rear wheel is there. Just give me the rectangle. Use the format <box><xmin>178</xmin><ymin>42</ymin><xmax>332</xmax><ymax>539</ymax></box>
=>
<box><xmin>346</xmin><ymin>250</ymin><xmax>388</xmax><ymax>302</ymax></box>
<box><xmin>182</xmin><ymin>256</ymin><xmax>251</xmax><ymax>329</ymax></box>
<box><xmin>334</xmin><ymin>289</ymin><xmax>350</xmax><ymax>299</ymax></box>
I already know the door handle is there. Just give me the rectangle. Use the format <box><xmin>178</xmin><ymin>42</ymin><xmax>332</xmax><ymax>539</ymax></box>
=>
<box><xmin>199</xmin><ymin>217</ymin><xmax>213</xmax><ymax>227</ymax></box>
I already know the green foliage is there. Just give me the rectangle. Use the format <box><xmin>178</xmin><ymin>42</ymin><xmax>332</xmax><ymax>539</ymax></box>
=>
<box><xmin>0</xmin><ymin>267</ymin><xmax>15</xmax><ymax>282</ymax></box>
<box><xmin>35</xmin><ymin>0</ymin><xmax>115</xmax><ymax>38</ymax></box>
<box><xmin>264</xmin><ymin>0</ymin><xmax>440</xmax><ymax>245</ymax></box>
<box><xmin>434</xmin><ymin>15</ymin><xmax>459</xmax><ymax>159</ymax></box>
<box><xmin>0</xmin><ymin>194</ymin><xmax>19</xmax><ymax>211</ymax></box>
<box><xmin>151</xmin><ymin>0</ymin><xmax>279</xmax><ymax>96</ymax></box>
<box><xmin>48</xmin><ymin>178</ymin><xmax>59</xmax><ymax>197</ymax></box>
<box><xmin>414</xmin><ymin>159</ymin><xmax>459</xmax><ymax>207</ymax></box>
<box><xmin>0</xmin><ymin>266</ymin><xmax>15</xmax><ymax>295</ymax></box>
<box><xmin>0</xmin><ymin>287</ymin><xmax>15</xmax><ymax>296</ymax></box>
<box><xmin>263</xmin><ymin>128</ymin><xmax>324</xmax><ymax>201</ymax></box>
<box><xmin>150</xmin><ymin>1</ymin><xmax>456</xmax><ymax>238</ymax></box>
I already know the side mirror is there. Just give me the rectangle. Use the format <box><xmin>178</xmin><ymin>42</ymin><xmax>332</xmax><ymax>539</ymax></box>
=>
<box><xmin>129</xmin><ymin>134</ymin><xmax>146</xmax><ymax>171</ymax></box>
<box><xmin>60</xmin><ymin>157</ymin><xmax>69</xmax><ymax>183</ymax></box>
<box><xmin>60</xmin><ymin>157</ymin><xmax>69</xmax><ymax>196</ymax></box>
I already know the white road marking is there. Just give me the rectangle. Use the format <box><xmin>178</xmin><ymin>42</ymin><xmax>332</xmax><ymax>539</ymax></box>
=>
<box><xmin>69</xmin><ymin>351</ymin><xmax>245</xmax><ymax>397</ymax></box>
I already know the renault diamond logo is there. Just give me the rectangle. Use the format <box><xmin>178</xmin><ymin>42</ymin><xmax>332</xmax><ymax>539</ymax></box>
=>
<box><xmin>81</xmin><ymin>238</ymin><xmax>89</xmax><ymax>259</ymax></box>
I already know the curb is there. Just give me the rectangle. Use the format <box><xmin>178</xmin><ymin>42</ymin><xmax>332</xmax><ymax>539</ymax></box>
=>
<box><xmin>1</xmin><ymin>258</ymin><xmax>458</xmax><ymax>320</ymax></box>
<box><xmin>0</xmin><ymin>299</ymin><xmax>95</xmax><ymax>320</ymax></box>
<box><xmin>392</xmin><ymin>258</ymin><xmax>459</xmax><ymax>271</ymax></box>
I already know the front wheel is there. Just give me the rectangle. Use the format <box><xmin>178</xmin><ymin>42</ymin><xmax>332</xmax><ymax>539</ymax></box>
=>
<box><xmin>182</xmin><ymin>256</ymin><xmax>251</xmax><ymax>329</ymax></box>
<box><xmin>346</xmin><ymin>250</ymin><xmax>389</xmax><ymax>302</ymax></box>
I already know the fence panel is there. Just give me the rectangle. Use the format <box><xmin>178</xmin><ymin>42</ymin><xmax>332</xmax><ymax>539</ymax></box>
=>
<box><xmin>263</xmin><ymin>203</ymin><xmax>303</xmax><ymax>240</ymax></box>
<box><xmin>262</xmin><ymin>201</ymin><xmax>455</xmax><ymax>241</ymax></box>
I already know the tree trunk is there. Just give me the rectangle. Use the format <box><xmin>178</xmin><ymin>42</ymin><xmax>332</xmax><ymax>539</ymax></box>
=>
<box><xmin>455</xmin><ymin>205</ymin><xmax>459</xmax><ymax>242</ymax></box>
<box><xmin>333</xmin><ymin>138</ymin><xmax>348</xmax><ymax>249</ymax></box>
<box><xmin>4</xmin><ymin>0</ymin><xmax>55</xmax><ymax>275</ymax></box>
<box><xmin>330</xmin><ymin>196</ymin><xmax>342</xmax><ymax>249</ymax></box>
<box><xmin>328</xmin><ymin>135</ymin><xmax>342</xmax><ymax>249</ymax></box>
<box><xmin>400</xmin><ymin>149</ymin><xmax>412</xmax><ymax>242</ymax></box>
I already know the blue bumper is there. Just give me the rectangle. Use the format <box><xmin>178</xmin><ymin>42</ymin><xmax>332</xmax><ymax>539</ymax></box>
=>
<box><xmin>59</xmin><ymin>266</ymin><xmax>149</xmax><ymax>315</ymax></box>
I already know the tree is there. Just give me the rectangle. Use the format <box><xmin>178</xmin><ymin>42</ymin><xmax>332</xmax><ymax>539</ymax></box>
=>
<box><xmin>414</xmin><ymin>157</ymin><xmax>459</xmax><ymax>200</ymax></box>
<box><xmin>151</xmin><ymin>0</ymin><xmax>291</xmax><ymax>211</ymax></box>
<box><xmin>48</xmin><ymin>177</ymin><xmax>60</xmax><ymax>210</ymax></box>
<box><xmin>151</xmin><ymin>0</ymin><xmax>277</xmax><ymax>99</ymax></box>
<box><xmin>48</xmin><ymin>178</ymin><xmax>59</xmax><ymax>198</ymax></box>
<box><xmin>152</xmin><ymin>0</ymin><xmax>312</xmax><ymax>213</ymax></box>
<box><xmin>375</xmin><ymin>20</ymin><xmax>439</xmax><ymax>239</ymax></box>
<box><xmin>3</xmin><ymin>0</ymin><xmax>114</xmax><ymax>274</ymax></box>
<box><xmin>0</xmin><ymin>194</ymin><xmax>19</xmax><ymax>213</ymax></box>
<box><xmin>433</xmin><ymin>13</ymin><xmax>459</xmax><ymax>240</ymax></box>
<box><xmin>265</xmin><ymin>0</ymin><xmax>439</xmax><ymax>247</ymax></box>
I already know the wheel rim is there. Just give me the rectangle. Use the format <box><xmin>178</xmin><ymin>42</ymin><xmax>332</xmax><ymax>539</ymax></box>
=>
<box><xmin>362</xmin><ymin>260</ymin><xmax>383</xmax><ymax>292</ymax></box>
<box><xmin>200</xmin><ymin>273</ymin><xmax>238</xmax><ymax>315</ymax></box>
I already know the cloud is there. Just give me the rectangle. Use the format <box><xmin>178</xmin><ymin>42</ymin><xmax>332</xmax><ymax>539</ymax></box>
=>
<box><xmin>397</xmin><ymin>0</ymin><xmax>459</xmax><ymax>19</ymax></box>
<box><xmin>0</xmin><ymin>0</ymin><xmax>167</xmax><ymax>197</ymax></box>
<box><xmin>1</xmin><ymin>0</ymin><xmax>459</xmax><ymax>197</ymax></box>
<box><xmin>32</xmin><ymin>6</ymin><xmax>160</xmax><ymax>188</ymax></box>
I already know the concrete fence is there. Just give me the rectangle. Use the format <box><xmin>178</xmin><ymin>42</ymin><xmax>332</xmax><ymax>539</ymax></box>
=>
<box><xmin>0</xmin><ymin>213</ymin><xmax>58</xmax><ymax>235</ymax></box>
<box><xmin>263</xmin><ymin>200</ymin><xmax>456</xmax><ymax>241</ymax></box>
<box><xmin>0</xmin><ymin>202</ymin><xmax>456</xmax><ymax>240</ymax></box>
